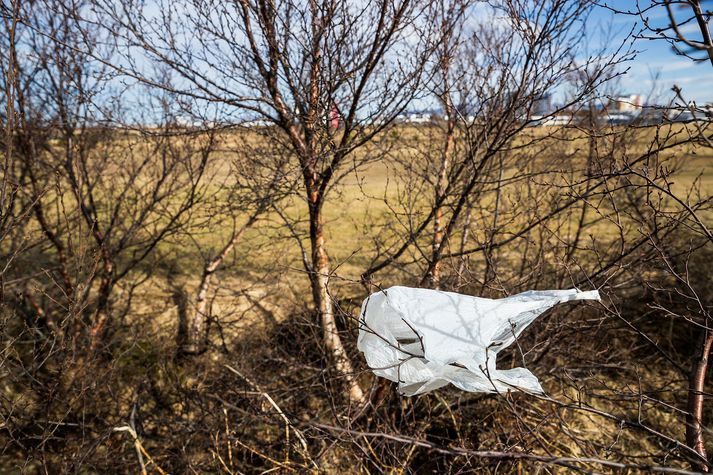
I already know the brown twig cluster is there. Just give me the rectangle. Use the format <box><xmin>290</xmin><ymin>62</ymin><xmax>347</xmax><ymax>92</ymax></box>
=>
<box><xmin>1</xmin><ymin>0</ymin><xmax>712</xmax><ymax>473</ymax></box>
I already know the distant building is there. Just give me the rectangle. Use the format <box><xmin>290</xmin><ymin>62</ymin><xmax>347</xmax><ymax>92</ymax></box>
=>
<box><xmin>602</xmin><ymin>112</ymin><xmax>633</xmax><ymax>125</ymax></box>
<box><xmin>329</xmin><ymin>102</ymin><xmax>341</xmax><ymax>129</ymax></box>
<box><xmin>665</xmin><ymin>108</ymin><xmax>695</xmax><ymax>123</ymax></box>
<box><xmin>541</xmin><ymin>114</ymin><xmax>573</xmax><ymax>126</ymax></box>
<box><xmin>612</xmin><ymin>94</ymin><xmax>643</xmax><ymax>112</ymax></box>
<box><xmin>242</xmin><ymin>118</ymin><xmax>273</xmax><ymax>128</ymax></box>
<box><xmin>397</xmin><ymin>110</ymin><xmax>437</xmax><ymax>124</ymax></box>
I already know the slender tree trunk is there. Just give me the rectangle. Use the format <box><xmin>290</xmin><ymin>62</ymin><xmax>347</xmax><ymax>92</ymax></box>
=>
<box><xmin>456</xmin><ymin>203</ymin><xmax>473</xmax><ymax>288</ymax></box>
<box><xmin>1</xmin><ymin>3</ymin><xmax>18</xmax><ymax>303</ymax></box>
<box><xmin>481</xmin><ymin>155</ymin><xmax>503</xmax><ymax>291</ymax></box>
<box><xmin>562</xmin><ymin>100</ymin><xmax>596</xmax><ymax>284</ymax></box>
<box><xmin>182</xmin><ymin>217</ymin><xmax>257</xmax><ymax>354</ymax></box>
<box><xmin>184</xmin><ymin>268</ymin><xmax>213</xmax><ymax>354</ymax></box>
<box><xmin>423</xmin><ymin>15</ymin><xmax>457</xmax><ymax>290</ymax></box>
<box><xmin>424</xmin><ymin>102</ymin><xmax>455</xmax><ymax>290</ymax></box>
<box><xmin>687</xmin><ymin>330</ymin><xmax>713</xmax><ymax>472</ymax></box>
<box><xmin>308</xmin><ymin>192</ymin><xmax>365</xmax><ymax>405</ymax></box>
<box><xmin>89</xmin><ymin>260</ymin><xmax>114</xmax><ymax>351</ymax></box>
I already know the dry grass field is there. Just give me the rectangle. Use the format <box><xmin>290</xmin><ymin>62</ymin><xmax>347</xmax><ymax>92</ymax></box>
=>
<box><xmin>173</xmin><ymin>122</ymin><xmax>713</xmax><ymax>297</ymax></box>
<box><xmin>112</xmin><ymin>123</ymin><xmax>711</xmax><ymax>335</ymax></box>
<box><xmin>2</xmin><ymin>120</ymin><xmax>712</xmax><ymax>474</ymax></box>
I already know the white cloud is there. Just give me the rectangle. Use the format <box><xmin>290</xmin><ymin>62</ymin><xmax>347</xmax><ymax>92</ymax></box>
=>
<box><xmin>656</xmin><ymin>59</ymin><xmax>697</xmax><ymax>73</ymax></box>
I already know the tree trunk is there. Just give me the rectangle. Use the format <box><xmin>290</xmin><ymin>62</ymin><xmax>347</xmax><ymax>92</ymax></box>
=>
<box><xmin>687</xmin><ymin>330</ymin><xmax>713</xmax><ymax>472</ymax></box>
<box><xmin>423</xmin><ymin>107</ymin><xmax>454</xmax><ymax>290</ymax></box>
<box><xmin>423</xmin><ymin>25</ymin><xmax>456</xmax><ymax>290</ymax></box>
<box><xmin>183</xmin><ymin>268</ymin><xmax>213</xmax><ymax>354</ymax></box>
<box><xmin>183</xmin><ymin>219</ymin><xmax>255</xmax><ymax>354</ymax></box>
<box><xmin>456</xmin><ymin>204</ymin><xmax>473</xmax><ymax>288</ymax></box>
<box><xmin>308</xmin><ymin>194</ymin><xmax>365</xmax><ymax>405</ymax></box>
<box><xmin>89</xmin><ymin>264</ymin><xmax>114</xmax><ymax>351</ymax></box>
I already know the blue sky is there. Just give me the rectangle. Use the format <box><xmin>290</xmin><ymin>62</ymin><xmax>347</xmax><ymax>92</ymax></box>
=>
<box><xmin>592</xmin><ymin>2</ymin><xmax>712</xmax><ymax>104</ymax></box>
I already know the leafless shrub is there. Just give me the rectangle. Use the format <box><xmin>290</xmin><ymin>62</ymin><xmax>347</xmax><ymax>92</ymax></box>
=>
<box><xmin>1</xmin><ymin>0</ymin><xmax>712</xmax><ymax>473</ymax></box>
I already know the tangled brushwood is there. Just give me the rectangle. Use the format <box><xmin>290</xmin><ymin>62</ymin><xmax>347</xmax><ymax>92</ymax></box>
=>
<box><xmin>1</xmin><ymin>0</ymin><xmax>712</xmax><ymax>473</ymax></box>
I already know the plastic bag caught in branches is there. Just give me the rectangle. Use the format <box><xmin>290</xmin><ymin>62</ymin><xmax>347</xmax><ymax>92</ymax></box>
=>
<box><xmin>357</xmin><ymin>286</ymin><xmax>600</xmax><ymax>396</ymax></box>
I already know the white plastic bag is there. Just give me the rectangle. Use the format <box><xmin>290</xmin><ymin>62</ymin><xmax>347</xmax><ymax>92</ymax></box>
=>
<box><xmin>357</xmin><ymin>286</ymin><xmax>600</xmax><ymax>396</ymax></box>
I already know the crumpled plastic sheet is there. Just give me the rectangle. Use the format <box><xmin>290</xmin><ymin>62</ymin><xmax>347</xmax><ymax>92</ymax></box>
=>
<box><xmin>357</xmin><ymin>286</ymin><xmax>600</xmax><ymax>396</ymax></box>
